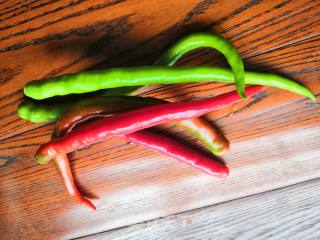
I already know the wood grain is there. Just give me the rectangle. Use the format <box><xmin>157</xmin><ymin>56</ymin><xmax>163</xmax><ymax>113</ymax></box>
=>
<box><xmin>81</xmin><ymin>179</ymin><xmax>320</xmax><ymax>240</ymax></box>
<box><xmin>0</xmin><ymin>0</ymin><xmax>319</xmax><ymax>140</ymax></box>
<box><xmin>1</xmin><ymin>126</ymin><xmax>319</xmax><ymax>239</ymax></box>
<box><xmin>0</xmin><ymin>0</ymin><xmax>319</xmax><ymax>239</ymax></box>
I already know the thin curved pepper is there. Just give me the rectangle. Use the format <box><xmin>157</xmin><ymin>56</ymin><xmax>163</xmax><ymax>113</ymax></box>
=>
<box><xmin>102</xmin><ymin>33</ymin><xmax>243</xmax><ymax>152</ymax></box>
<box><xmin>103</xmin><ymin>32</ymin><xmax>245</xmax><ymax>97</ymax></box>
<box><xmin>53</xmin><ymin>154</ymin><xmax>96</xmax><ymax>210</ymax></box>
<box><xmin>20</xmin><ymin>33</ymin><xmax>235</xmax><ymax>155</ymax></box>
<box><xmin>35</xmin><ymin>86</ymin><xmax>262</xmax><ymax>163</ymax></box>
<box><xmin>156</xmin><ymin>32</ymin><xmax>245</xmax><ymax>98</ymax></box>
<box><xmin>55</xmin><ymin>130</ymin><xmax>229</xmax><ymax>210</ymax></box>
<box><xmin>54</xmin><ymin>96</ymin><xmax>164</xmax><ymax>137</ymax></box>
<box><xmin>24</xmin><ymin>66</ymin><xmax>315</xmax><ymax>101</ymax></box>
<box><xmin>51</xmin><ymin>96</ymin><xmax>162</xmax><ymax>211</ymax></box>
<box><xmin>53</xmin><ymin>96</ymin><xmax>229</xmax><ymax>210</ymax></box>
<box><xmin>119</xmin><ymin>131</ymin><xmax>229</xmax><ymax>177</ymax></box>
<box><xmin>18</xmin><ymin>100</ymin><xmax>72</xmax><ymax>123</ymax></box>
<box><xmin>54</xmin><ymin>99</ymin><xmax>229</xmax><ymax>169</ymax></box>
<box><xmin>24</xmin><ymin>32</ymin><xmax>246</xmax><ymax>99</ymax></box>
<box><xmin>19</xmin><ymin>96</ymin><xmax>229</xmax><ymax>155</ymax></box>
<box><xmin>53</xmin><ymin>97</ymin><xmax>229</xmax><ymax>210</ymax></box>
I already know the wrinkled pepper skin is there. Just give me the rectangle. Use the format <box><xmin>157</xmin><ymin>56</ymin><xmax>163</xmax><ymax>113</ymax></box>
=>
<box><xmin>24</xmin><ymin>66</ymin><xmax>315</xmax><ymax>101</ymax></box>
<box><xmin>36</xmin><ymin>86</ymin><xmax>262</xmax><ymax>163</ymax></box>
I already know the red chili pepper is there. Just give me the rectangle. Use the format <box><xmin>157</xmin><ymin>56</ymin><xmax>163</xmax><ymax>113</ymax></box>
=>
<box><xmin>52</xmin><ymin>97</ymin><xmax>158</xmax><ymax>210</ymax></box>
<box><xmin>54</xmin><ymin>129</ymin><xmax>229</xmax><ymax>209</ymax></box>
<box><xmin>120</xmin><ymin>130</ymin><xmax>229</xmax><ymax>177</ymax></box>
<box><xmin>54</xmin><ymin>95</ymin><xmax>230</xmax><ymax>156</ymax></box>
<box><xmin>37</xmin><ymin>86</ymin><xmax>262</xmax><ymax>163</ymax></box>
<box><xmin>54</xmin><ymin>96</ymin><xmax>160</xmax><ymax>137</ymax></box>
<box><xmin>53</xmin><ymin>154</ymin><xmax>96</xmax><ymax>210</ymax></box>
<box><xmin>53</xmin><ymin>98</ymin><xmax>230</xmax><ymax>210</ymax></box>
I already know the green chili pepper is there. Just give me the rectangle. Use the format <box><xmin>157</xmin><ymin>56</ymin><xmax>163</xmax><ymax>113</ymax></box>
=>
<box><xmin>24</xmin><ymin>32</ymin><xmax>246</xmax><ymax>99</ymax></box>
<box><xmin>24</xmin><ymin>66</ymin><xmax>315</xmax><ymax>101</ymax></box>
<box><xmin>155</xmin><ymin>32</ymin><xmax>245</xmax><ymax>99</ymax></box>
<box><xmin>18</xmin><ymin>94</ymin><xmax>230</xmax><ymax>156</ymax></box>
<box><xmin>103</xmin><ymin>32</ymin><xmax>245</xmax><ymax>96</ymax></box>
<box><xmin>18</xmin><ymin>100</ymin><xmax>71</xmax><ymax>123</ymax></box>
<box><xmin>20</xmin><ymin>33</ymin><xmax>235</xmax><ymax>157</ymax></box>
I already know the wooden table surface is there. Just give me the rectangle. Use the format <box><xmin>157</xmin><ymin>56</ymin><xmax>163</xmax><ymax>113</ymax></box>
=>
<box><xmin>0</xmin><ymin>0</ymin><xmax>319</xmax><ymax>239</ymax></box>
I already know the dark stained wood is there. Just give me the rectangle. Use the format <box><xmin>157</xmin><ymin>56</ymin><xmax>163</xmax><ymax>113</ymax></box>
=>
<box><xmin>0</xmin><ymin>0</ymin><xmax>319</xmax><ymax>239</ymax></box>
<box><xmin>0</xmin><ymin>0</ymin><xmax>319</xmax><ymax>140</ymax></box>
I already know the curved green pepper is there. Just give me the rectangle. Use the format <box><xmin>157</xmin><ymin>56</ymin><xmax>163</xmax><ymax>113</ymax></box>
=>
<box><xmin>24</xmin><ymin>66</ymin><xmax>315</xmax><ymax>101</ymax></box>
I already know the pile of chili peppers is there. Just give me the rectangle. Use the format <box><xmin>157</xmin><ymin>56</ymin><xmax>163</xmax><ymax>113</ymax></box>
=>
<box><xmin>18</xmin><ymin>32</ymin><xmax>316</xmax><ymax>210</ymax></box>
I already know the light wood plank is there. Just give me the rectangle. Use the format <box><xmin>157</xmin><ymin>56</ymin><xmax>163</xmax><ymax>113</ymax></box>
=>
<box><xmin>1</xmin><ymin>126</ymin><xmax>319</xmax><ymax>239</ymax></box>
<box><xmin>81</xmin><ymin>179</ymin><xmax>320</xmax><ymax>240</ymax></box>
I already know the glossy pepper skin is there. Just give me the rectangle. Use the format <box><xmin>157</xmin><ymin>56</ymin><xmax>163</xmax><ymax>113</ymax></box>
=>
<box><xmin>36</xmin><ymin>86</ymin><xmax>262</xmax><ymax>163</ymax></box>
<box><xmin>24</xmin><ymin>66</ymin><xmax>315</xmax><ymax>101</ymax></box>
<box><xmin>58</xmin><ymin>96</ymin><xmax>228</xmax><ymax>156</ymax></box>
<box><xmin>54</xmin><ymin>97</ymin><xmax>227</xmax><ymax>154</ymax></box>
<box><xmin>20</xmin><ymin>33</ymin><xmax>235</xmax><ymax>156</ymax></box>
<box><xmin>51</xmin><ymin>96</ymin><xmax>162</xmax><ymax>210</ymax></box>
<box><xmin>53</xmin><ymin>154</ymin><xmax>96</xmax><ymax>210</ymax></box>
<box><xmin>55</xmin><ymin>130</ymin><xmax>229</xmax><ymax>210</ymax></box>
<box><xmin>119</xmin><ymin>131</ymin><xmax>229</xmax><ymax>177</ymax></box>
<box><xmin>20</xmin><ymin>95</ymin><xmax>229</xmax><ymax>156</ymax></box>
<box><xmin>53</xmin><ymin>96</ymin><xmax>161</xmax><ymax>136</ymax></box>
<box><xmin>24</xmin><ymin>32</ymin><xmax>246</xmax><ymax>99</ymax></box>
<box><xmin>53</xmin><ymin>100</ymin><xmax>229</xmax><ymax>210</ymax></box>
<box><xmin>104</xmin><ymin>32</ymin><xmax>245</xmax><ymax>97</ymax></box>
<box><xmin>156</xmin><ymin>32</ymin><xmax>245</xmax><ymax>98</ymax></box>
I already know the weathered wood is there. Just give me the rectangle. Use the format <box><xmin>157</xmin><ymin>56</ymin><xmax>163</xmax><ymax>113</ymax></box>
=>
<box><xmin>80</xmin><ymin>179</ymin><xmax>320</xmax><ymax>240</ymax></box>
<box><xmin>1</xmin><ymin>126</ymin><xmax>319</xmax><ymax>239</ymax></box>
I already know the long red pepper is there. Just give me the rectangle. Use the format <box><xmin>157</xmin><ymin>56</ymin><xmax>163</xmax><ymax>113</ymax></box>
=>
<box><xmin>54</xmin><ymin>129</ymin><xmax>229</xmax><ymax>209</ymax></box>
<box><xmin>53</xmin><ymin>100</ymin><xmax>230</xmax><ymax>210</ymax></box>
<box><xmin>53</xmin><ymin>154</ymin><xmax>96</xmax><ymax>210</ymax></box>
<box><xmin>37</xmin><ymin>86</ymin><xmax>263</xmax><ymax>162</ymax></box>
<box><xmin>52</xmin><ymin>97</ymin><xmax>160</xmax><ymax>210</ymax></box>
<box><xmin>120</xmin><ymin>131</ymin><xmax>229</xmax><ymax>177</ymax></box>
<box><xmin>54</xmin><ymin>95</ymin><xmax>229</xmax><ymax>155</ymax></box>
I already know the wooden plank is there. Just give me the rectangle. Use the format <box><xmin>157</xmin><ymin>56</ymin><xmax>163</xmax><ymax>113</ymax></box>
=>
<box><xmin>0</xmin><ymin>1</ymin><xmax>319</xmax><ymax>239</ymax></box>
<box><xmin>80</xmin><ymin>179</ymin><xmax>320</xmax><ymax>240</ymax></box>
<box><xmin>0</xmin><ymin>57</ymin><xmax>319</xmax><ymax>238</ymax></box>
<box><xmin>1</xmin><ymin>35</ymin><xmax>319</xmax><ymax>176</ymax></box>
<box><xmin>1</xmin><ymin>126</ymin><xmax>319</xmax><ymax>239</ymax></box>
<box><xmin>0</xmin><ymin>0</ymin><xmax>319</xmax><ymax>140</ymax></box>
